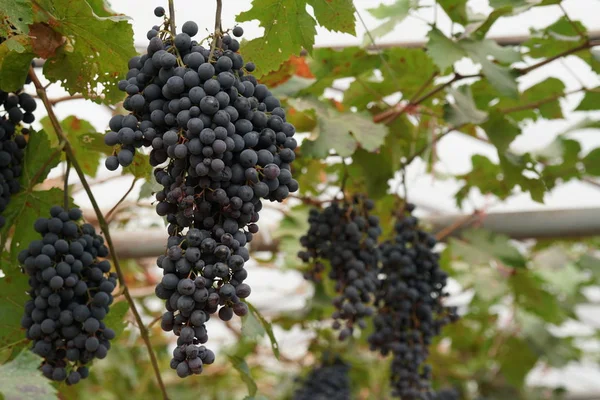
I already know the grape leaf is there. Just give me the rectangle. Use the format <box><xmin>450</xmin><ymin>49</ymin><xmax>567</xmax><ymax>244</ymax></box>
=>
<box><xmin>496</xmin><ymin>336</ymin><xmax>538</xmax><ymax>388</ymax></box>
<box><xmin>246</xmin><ymin>302</ymin><xmax>279</xmax><ymax>359</ymax></box>
<box><xmin>237</xmin><ymin>0</ymin><xmax>317</xmax><ymax>76</ymax></box>
<box><xmin>583</xmin><ymin>148</ymin><xmax>600</xmax><ymax>176</ymax></box>
<box><xmin>0</xmin><ymin>35</ymin><xmax>35</xmax><ymax>92</ymax></box>
<box><xmin>364</xmin><ymin>0</ymin><xmax>414</xmax><ymax>43</ymax></box>
<box><xmin>575</xmin><ymin>88</ymin><xmax>600</xmax><ymax>111</ymax></box>
<box><xmin>497</xmin><ymin>77</ymin><xmax>565</xmax><ymax>121</ymax></box>
<box><xmin>451</xmin><ymin>229</ymin><xmax>527</xmax><ymax>269</ymax></box>
<box><xmin>122</xmin><ymin>152</ymin><xmax>152</xmax><ymax>180</ymax></box>
<box><xmin>444</xmin><ymin>86</ymin><xmax>489</xmax><ymax>126</ymax></box>
<box><xmin>84</xmin><ymin>0</ymin><xmax>119</xmax><ymax>17</ymax></box>
<box><xmin>41</xmin><ymin>116</ymin><xmax>104</xmax><ymax>177</ymax></box>
<box><xmin>437</xmin><ymin>0</ymin><xmax>468</xmax><ymax>25</ymax></box>
<box><xmin>426</xmin><ymin>28</ymin><xmax>467</xmax><ymax>72</ymax></box>
<box><xmin>0</xmin><ymin>350</ymin><xmax>57</xmax><ymax>400</ymax></box>
<box><xmin>0</xmin><ymin>274</ymin><xmax>29</xmax><ymax>352</ymax></box>
<box><xmin>307</xmin><ymin>0</ymin><xmax>356</xmax><ymax>35</ymax></box>
<box><xmin>227</xmin><ymin>355</ymin><xmax>257</xmax><ymax>397</ymax></box>
<box><xmin>302</xmin><ymin>47</ymin><xmax>380</xmax><ymax>96</ymax></box>
<box><xmin>0</xmin><ymin>0</ymin><xmax>33</xmax><ymax>34</ymax></box>
<box><xmin>482</xmin><ymin>111</ymin><xmax>520</xmax><ymax>152</ymax></box>
<box><xmin>33</xmin><ymin>0</ymin><xmax>135</xmax><ymax>104</ymax></box>
<box><xmin>290</xmin><ymin>97</ymin><xmax>388</xmax><ymax>158</ymax></box>
<box><xmin>103</xmin><ymin>301</ymin><xmax>129</xmax><ymax>338</ymax></box>
<box><xmin>510</xmin><ymin>270</ymin><xmax>565</xmax><ymax>324</ymax></box>
<box><xmin>469</xmin><ymin>6</ymin><xmax>513</xmax><ymax>39</ymax></box>
<box><xmin>3</xmin><ymin>188</ymin><xmax>71</xmax><ymax>260</ymax></box>
<box><xmin>460</xmin><ymin>39</ymin><xmax>520</xmax><ymax>97</ymax></box>
<box><xmin>0</xmin><ymin>129</ymin><xmax>60</xmax><ymax>245</ymax></box>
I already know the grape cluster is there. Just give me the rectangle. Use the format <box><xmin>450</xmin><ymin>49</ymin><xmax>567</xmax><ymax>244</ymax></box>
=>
<box><xmin>18</xmin><ymin>206</ymin><xmax>117</xmax><ymax>385</ymax></box>
<box><xmin>298</xmin><ymin>195</ymin><xmax>381</xmax><ymax>340</ymax></box>
<box><xmin>433</xmin><ymin>388</ymin><xmax>460</xmax><ymax>400</ymax></box>
<box><xmin>293</xmin><ymin>356</ymin><xmax>351</xmax><ymax>400</ymax></box>
<box><xmin>0</xmin><ymin>89</ymin><xmax>36</xmax><ymax>228</ymax></box>
<box><xmin>368</xmin><ymin>204</ymin><xmax>459</xmax><ymax>399</ymax></box>
<box><xmin>104</xmin><ymin>7</ymin><xmax>298</xmax><ymax>376</ymax></box>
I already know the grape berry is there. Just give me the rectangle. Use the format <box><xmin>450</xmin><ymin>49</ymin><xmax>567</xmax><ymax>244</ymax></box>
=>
<box><xmin>19</xmin><ymin>206</ymin><xmax>117</xmax><ymax>384</ymax></box>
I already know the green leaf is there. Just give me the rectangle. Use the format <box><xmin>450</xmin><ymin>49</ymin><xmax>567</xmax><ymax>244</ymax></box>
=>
<box><xmin>498</xmin><ymin>77</ymin><xmax>565</xmax><ymax>122</ymax></box>
<box><xmin>365</xmin><ymin>0</ymin><xmax>414</xmax><ymax>43</ymax></box>
<box><xmin>0</xmin><ymin>0</ymin><xmax>33</xmax><ymax>33</ymax></box>
<box><xmin>122</xmin><ymin>152</ymin><xmax>152</xmax><ymax>180</ymax></box>
<box><xmin>452</xmin><ymin>229</ymin><xmax>527</xmax><ymax>269</ymax></box>
<box><xmin>575</xmin><ymin>88</ymin><xmax>600</xmax><ymax>111</ymax></box>
<box><xmin>307</xmin><ymin>0</ymin><xmax>356</xmax><ymax>34</ymax></box>
<box><xmin>246</xmin><ymin>302</ymin><xmax>279</xmax><ymax>359</ymax></box>
<box><xmin>34</xmin><ymin>0</ymin><xmax>136</xmax><ymax>104</ymax></box>
<box><xmin>499</xmin><ymin>152</ymin><xmax>546</xmax><ymax>203</ymax></box>
<box><xmin>469</xmin><ymin>6</ymin><xmax>513</xmax><ymax>39</ymax></box>
<box><xmin>41</xmin><ymin>116</ymin><xmax>104</xmax><ymax>177</ymax></box>
<box><xmin>237</xmin><ymin>0</ymin><xmax>317</xmax><ymax>76</ymax></box>
<box><xmin>0</xmin><ymin>351</ymin><xmax>57</xmax><ymax>400</ymax></box>
<box><xmin>3</xmin><ymin>189</ymin><xmax>71</xmax><ymax>260</ymax></box>
<box><xmin>84</xmin><ymin>0</ymin><xmax>119</xmax><ymax>17</ymax></box>
<box><xmin>0</xmin><ymin>35</ymin><xmax>35</xmax><ymax>92</ymax></box>
<box><xmin>0</xmin><ymin>274</ymin><xmax>29</xmax><ymax>352</ymax></box>
<box><xmin>583</xmin><ymin>148</ymin><xmax>600</xmax><ymax>176</ymax></box>
<box><xmin>496</xmin><ymin>336</ymin><xmax>538</xmax><ymax>388</ymax></box>
<box><xmin>510</xmin><ymin>271</ymin><xmax>565</xmax><ymax>324</ymax></box>
<box><xmin>460</xmin><ymin>39</ymin><xmax>520</xmax><ymax>97</ymax></box>
<box><xmin>347</xmin><ymin>118</ymin><xmax>413</xmax><ymax>199</ymax></box>
<box><xmin>103</xmin><ymin>301</ymin><xmax>129</xmax><ymax>338</ymax></box>
<box><xmin>290</xmin><ymin>97</ymin><xmax>388</xmax><ymax>158</ymax></box>
<box><xmin>437</xmin><ymin>0</ymin><xmax>468</xmax><ymax>25</ymax></box>
<box><xmin>482</xmin><ymin>111</ymin><xmax>520</xmax><ymax>152</ymax></box>
<box><xmin>0</xmin><ymin>129</ymin><xmax>61</xmax><ymax>246</ymax></box>
<box><xmin>303</xmin><ymin>47</ymin><xmax>380</xmax><ymax>95</ymax></box>
<box><xmin>20</xmin><ymin>130</ymin><xmax>61</xmax><ymax>188</ymax></box>
<box><xmin>227</xmin><ymin>355</ymin><xmax>257</xmax><ymax>397</ymax></box>
<box><xmin>426</xmin><ymin>28</ymin><xmax>467</xmax><ymax>72</ymax></box>
<box><xmin>444</xmin><ymin>86</ymin><xmax>489</xmax><ymax>126</ymax></box>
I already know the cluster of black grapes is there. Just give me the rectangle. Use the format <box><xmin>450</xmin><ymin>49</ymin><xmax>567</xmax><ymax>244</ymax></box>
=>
<box><xmin>292</xmin><ymin>356</ymin><xmax>351</xmax><ymax>400</ymax></box>
<box><xmin>368</xmin><ymin>204</ymin><xmax>459</xmax><ymax>400</ymax></box>
<box><xmin>298</xmin><ymin>195</ymin><xmax>381</xmax><ymax>340</ymax></box>
<box><xmin>0</xmin><ymin>88</ymin><xmax>36</xmax><ymax>228</ymax></box>
<box><xmin>19</xmin><ymin>206</ymin><xmax>117</xmax><ymax>385</ymax></box>
<box><xmin>103</xmin><ymin>7</ymin><xmax>298</xmax><ymax>376</ymax></box>
<box><xmin>433</xmin><ymin>388</ymin><xmax>460</xmax><ymax>400</ymax></box>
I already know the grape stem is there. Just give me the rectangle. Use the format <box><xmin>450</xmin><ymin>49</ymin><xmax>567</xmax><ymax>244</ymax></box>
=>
<box><xmin>64</xmin><ymin>159</ymin><xmax>70</xmax><ymax>209</ymax></box>
<box><xmin>209</xmin><ymin>0</ymin><xmax>223</xmax><ymax>62</ymax></box>
<box><xmin>167</xmin><ymin>0</ymin><xmax>176</xmax><ymax>36</ymax></box>
<box><xmin>28</xmin><ymin>67</ymin><xmax>171</xmax><ymax>400</ymax></box>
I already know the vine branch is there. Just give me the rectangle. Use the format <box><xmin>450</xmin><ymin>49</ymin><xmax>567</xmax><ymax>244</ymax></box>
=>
<box><xmin>28</xmin><ymin>67</ymin><xmax>170</xmax><ymax>400</ymax></box>
<box><xmin>106</xmin><ymin>177</ymin><xmax>138</xmax><ymax>222</ymax></box>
